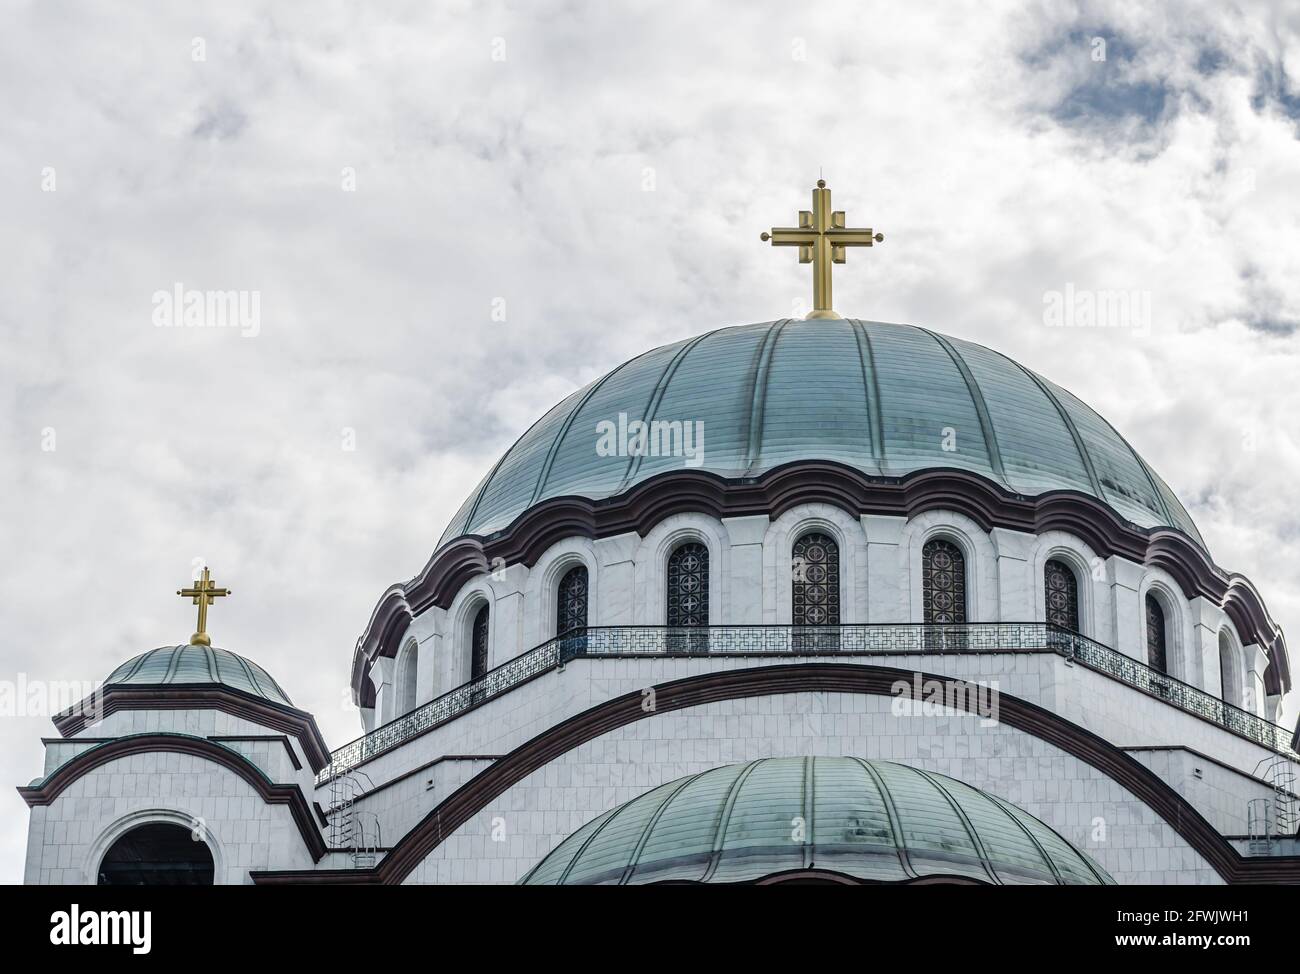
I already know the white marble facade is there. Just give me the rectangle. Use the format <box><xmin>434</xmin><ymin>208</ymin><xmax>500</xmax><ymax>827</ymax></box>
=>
<box><xmin>20</xmin><ymin>503</ymin><xmax>1295</xmax><ymax>885</ymax></box>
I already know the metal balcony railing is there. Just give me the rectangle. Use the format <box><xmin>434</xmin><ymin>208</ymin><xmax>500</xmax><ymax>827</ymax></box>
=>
<box><xmin>317</xmin><ymin>623</ymin><xmax>1297</xmax><ymax>783</ymax></box>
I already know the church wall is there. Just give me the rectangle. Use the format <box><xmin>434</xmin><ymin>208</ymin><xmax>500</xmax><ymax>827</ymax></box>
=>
<box><xmin>399</xmin><ymin>690</ymin><xmax>1225</xmax><ymax>886</ymax></box>
<box><xmin>67</xmin><ymin>707</ymin><xmax>320</xmax><ymax>797</ymax></box>
<box><xmin>24</xmin><ymin>751</ymin><xmax>318</xmax><ymax>885</ymax></box>
<box><xmin>334</xmin><ymin>651</ymin><xmax>1284</xmax><ymax>866</ymax></box>
<box><xmin>1124</xmin><ymin>747</ymin><xmax>1284</xmax><ymax>836</ymax></box>
<box><xmin>381</xmin><ymin>507</ymin><xmax>1247</xmax><ymax>727</ymax></box>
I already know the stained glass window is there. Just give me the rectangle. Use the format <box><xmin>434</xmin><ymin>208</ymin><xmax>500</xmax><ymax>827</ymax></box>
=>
<box><xmin>471</xmin><ymin>603</ymin><xmax>490</xmax><ymax>681</ymax></box>
<box><xmin>667</xmin><ymin>542</ymin><xmax>709</xmax><ymax>627</ymax></box>
<box><xmin>922</xmin><ymin>538</ymin><xmax>966</xmax><ymax>624</ymax></box>
<box><xmin>557</xmin><ymin>565</ymin><xmax>589</xmax><ymax>635</ymax></box>
<box><xmin>793</xmin><ymin>532</ymin><xmax>840</xmax><ymax>626</ymax></box>
<box><xmin>1044</xmin><ymin>559</ymin><xmax>1080</xmax><ymax>632</ymax></box>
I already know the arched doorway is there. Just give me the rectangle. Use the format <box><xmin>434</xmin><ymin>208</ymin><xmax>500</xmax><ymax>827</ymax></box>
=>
<box><xmin>97</xmin><ymin>822</ymin><xmax>215</xmax><ymax>885</ymax></box>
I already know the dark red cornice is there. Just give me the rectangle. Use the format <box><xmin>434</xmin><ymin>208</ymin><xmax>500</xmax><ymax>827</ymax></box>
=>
<box><xmin>53</xmin><ymin>685</ymin><xmax>331</xmax><ymax>774</ymax></box>
<box><xmin>351</xmin><ymin>462</ymin><xmax>1289</xmax><ymax>700</ymax></box>
<box><xmin>18</xmin><ymin>733</ymin><xmax>326</xmax><ymax>862</ymax></box>
<box><xmin>259</xmin><ymin>663</ymin><xmax>1300</xmax><ymax>886</ymax></box>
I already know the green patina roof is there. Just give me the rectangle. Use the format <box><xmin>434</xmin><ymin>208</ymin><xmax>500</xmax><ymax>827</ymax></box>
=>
<box><xmin>441</xmin><ymin>319</ymin><xmax>1204</xmax><ymax>551</ymax></box>
<box><xmin>104</xmin><ymin>645</ymin><xmax>293</xmax><ymax>707</ymax></box>
<box><xmin>521</xmin><ymin>757</ymin><xmax>1115</xmax><ymax>886</ymax></box>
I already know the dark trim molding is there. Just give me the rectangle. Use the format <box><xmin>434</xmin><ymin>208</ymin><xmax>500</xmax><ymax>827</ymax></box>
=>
<box><xmin>259</xmin><ymin>663</ymin><xmax>1300</xmax><ymax>885</ymax></box>
<box><xmin>18</xmin><ymin>734</ymin><xmax>326</xmax><ymax>862</ymax></box>
<box><xmin>52</xmin><ymin>685</ymin><xmax>331</xmax><ymax>774</ymax></box>
<box><xmin>351</xmin><ymin>462</ymin><xmax>1289</xmax><ymax>706</ymax></box>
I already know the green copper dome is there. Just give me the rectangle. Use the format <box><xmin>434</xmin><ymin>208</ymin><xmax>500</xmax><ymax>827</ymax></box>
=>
<box><xmin>104</xmin><ymin>645</ymin><xmax>293</xmax><ymax>707</ymax></box>
<box><xmin>521</xmin><ymin>757</ymin><xmax>1114</xmax><ymax>886</ymax></box>
<box><xmin>441</xmin><ymin>319</ymin><xmax>1204</xmax><ymax>550</ymax></box>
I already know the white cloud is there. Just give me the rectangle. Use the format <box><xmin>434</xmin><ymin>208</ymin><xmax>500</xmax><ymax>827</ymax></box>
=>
<box><xmin>2</xmin><ymin>0</ymin><xmax>1299</xmax><ymax>881</ymax></box>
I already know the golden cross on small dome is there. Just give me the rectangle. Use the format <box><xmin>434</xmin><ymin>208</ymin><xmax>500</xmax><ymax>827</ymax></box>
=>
<box><xmin>177</xmin><ymin>566</ymin><xmax>231</xmax><ymax>646</ymax></box>
<box><xmin>761</xmin><ymin>179</ymin><xmax>884</xmax><ymax>320</ymax></box>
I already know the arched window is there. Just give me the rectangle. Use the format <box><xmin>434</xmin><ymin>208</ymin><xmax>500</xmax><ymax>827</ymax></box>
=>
<box><xmin>557</xmin><ymin>565</ymin><xmax>589</xmax><ymax>635</ymax></box>
<box><xmin>1044</xmin><ymin>559</ymin><xmax>1080</xmax><ymax>632</ymax></box>
<box><xmin>666</xmin><ymin>542</ymin><xmax>709</xmax><ymax>627</ymax></box>
<box><xmin>396</xmin><ymin>640</ymin><xmax>418</xmax><ymax>715</ymax></box>
<box><xmin>922</xmin><ymin>538</ymin><xmax>967</xmax><ymax>624</ymax></box>
<box><xmin>792</xmin><ymin>532</ymin><xmax>840</xmax><ymax>626</ymax></box>
<box><xmin>1145</xmin><ymin>594</ymin><xmax>1167</xmax><ymax>674</ymax></box>
<box><xmin>1219</xmin><ymin>631</ymin><xmax>1242</xmax><ymax>709</ymax></box>
<box><xmin>471</xmin><ymin>603</ymin><xmax>490</xmax><ymax>681</ymax></box>
<box><xmin>98</xmin><ymin>822</ymin><xmax>214</xmax><ymax>885</ymax></box>
<box><xmin>667</xmin><ymin>541</ymin><xmax>709</xmax><ymax>653</ymax></box>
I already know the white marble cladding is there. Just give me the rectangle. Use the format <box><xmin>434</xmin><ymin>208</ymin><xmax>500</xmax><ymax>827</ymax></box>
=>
<box><xmin>24</xmin><ymin>706</ymin><xmax>324</xmax><ymax>885</ymax></box>
<box><xmin>371</xmin><ymin>506</ymin><xmax>1274</xmax><ymax>728</ymax></box>
<box><xmin>334</xmin><ymin>651</ymin><xmax>1288</xmax><ymax>872</ymax></box>
<box><xmin>68</xmin><ymin>708</ymin><xmax>318</xmax><ymax>795</ymax></box>
<box><xmin>400</xmin><ymin>691</ymin><xmax>1224</xmax><ymax>886</ymax></box>
<box><xmin>23</xmin><ymin>750</ymin><xmax>318</xmax><ymax>885</ymax></box>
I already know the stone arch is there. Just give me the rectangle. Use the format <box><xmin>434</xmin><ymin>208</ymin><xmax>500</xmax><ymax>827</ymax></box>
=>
<box><xmin>900</xmin><ymin>511</ymin><xmax>998</xmax><ymax>623</ymax></box>
<box><xmin>633</xmin><ymin>513</ymin><xmax>730</xmax><ymax>625</ymax></box>
<box><xmin>763</xmin><ymin>503</ymin><xmax>866</xmax><ymax>624</ymax></box>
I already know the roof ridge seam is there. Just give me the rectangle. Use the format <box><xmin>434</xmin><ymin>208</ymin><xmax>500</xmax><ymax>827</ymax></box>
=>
<box><xmin>983</xmin><ymin>791</ymin><xmax>1070</xmax><ymax>885</ymax></box>
<box><xmin>1050</xmin><ymin>375</ymin><xmax>1181</xmax><ymax>532</ymax></box>
<box><xmin>699</xmin><ymin>759</ymin><xmax>762</xmax><ymax>883</ymax></box>
<box><xmin>853</xmin><ymin>759</ymin><xmax>916</xmax><ymax>879</ymax></box>
<box><xmin>530</xmin><ymin>351</ymin><xmax>651</xmax><ymax>507</ymax></box>
<box><xmin>620</xmin><ymin>773</ymin><xmax>701</xmax><ymax>885</ymax></box>
<box><xmin>848</xmin><ymin>319</ymin><xmax>886</xmax><ymax>470</ymax></box>
<box><xmin>617</xmin><ymin>330</ymin><xmax>716</xmax><ymax>490</ymax></box>
<box><xmin>920</xmin><ymin>328</ymin><xmax>1009</xmax><ymax>487</ymax></box>
<box><xmin>1008</xmin><ymin>359</ymin><xmax>1107</xmax><ymax>499</ymax></box>
<box><xmin>911</xmin><ymin>766</ymin><xmax>1002</xmax><ymax>885</ymax></box>
<box><xmin>742</xmin><ymin>320</ymin><xmax>790</xmax><ymax>475</ymax></box>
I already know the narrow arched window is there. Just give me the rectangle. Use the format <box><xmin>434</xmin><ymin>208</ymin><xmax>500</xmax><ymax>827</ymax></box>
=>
<box><xmin>471</xmin><ymin>603</ymin><xmax>490</xmax><ymax>681</ymax></box>
<box><xmin>1044</xmin><ymin>559</ymin><xmax>1080</xmax><ymax>632</ymax></box>
<box><xmin>792</xmin><ymin>532</ymin><xmax>840</xmax><ymax>626</ymax></box>
<box><xmin>1219</xmin><ymin>631</ymin><xmax>1241</xmax><ymax>708</ymax></box>
<box><xmin>557</xmin><ymin>565</ymin><xmax>589</xmax><ymax>635</ymax></box>
<box><xmin>922</xmin><ymin>538</ymin><xmax>966</xmax><ymax>624</ymax></box>
<box><xmin>666</xmin><ymin>542</ymin><xmax>709</xmax><ymax>627</ymax></box>
<box><xmin>396</xmin><ymin>641</ymin><xmax>418</xmax><ymax>715</ymax></box>
<box><xmin>1145</xmin><ymin>594</ymin><xmax>1167</xmax><ymax>674</ymax></box>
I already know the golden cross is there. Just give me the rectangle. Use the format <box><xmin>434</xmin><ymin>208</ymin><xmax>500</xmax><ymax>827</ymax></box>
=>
<box><xmin>177</xmin><ymin>566</ymin><xmax>231</xmax><ymax>646</ymax></box>
<box><xmin>761</xmin><ymin>179</ymin><xmax>884</xmax><ymax>319</ymax></box>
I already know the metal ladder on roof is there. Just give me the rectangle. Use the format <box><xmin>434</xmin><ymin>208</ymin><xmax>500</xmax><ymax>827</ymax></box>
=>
<box><xmin>327</xmin><ymin>770</ymin><xmax>381</xmax><ymax>867</ymax></box>
<box><xmin>1247</xmin><ymin>757</ymin><xmax>1299</xmax><ymax>855</ymax></box>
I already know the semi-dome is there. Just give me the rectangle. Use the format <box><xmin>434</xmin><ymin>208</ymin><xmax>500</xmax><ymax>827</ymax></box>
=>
<box><xmin>521</xmin><ymin>757</ymin><xmax>1114</xmax><ymax>885</ymax></box>
<box><xmin>104</xmin><ymin>645</ymin><xmax>293</xmax><ymax>707</ymax></box>
<box><xmin>441</xmin><ymin>319</ymin><xmax>1204</xmax><ymax>550</ymax></box>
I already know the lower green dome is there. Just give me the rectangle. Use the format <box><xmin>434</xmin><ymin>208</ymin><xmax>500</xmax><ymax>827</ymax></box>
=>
<box><xmin>521</xmin><ymin>757</ymin><xmax>1114</xmax><ymax>885</ymax></box>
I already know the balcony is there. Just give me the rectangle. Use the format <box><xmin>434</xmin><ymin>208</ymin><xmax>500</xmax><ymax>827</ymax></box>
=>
<box><xmin>319</xmin><ymin>623</ymin><xmax>1298</xmax><ymax>784</ymax></box>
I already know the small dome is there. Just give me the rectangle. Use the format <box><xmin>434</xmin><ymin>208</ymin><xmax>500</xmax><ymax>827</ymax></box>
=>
<box><xmin>521</xmin><ymin>757</ymin><xmax>1114</xmax><ymax>885</ymax></box>
<box><xmin>443</xmin><ymin>320</ymin><xmax>1204</xmax><ymax>551</ymax></box>
<box><xmin>104</xmin><ymin>645</ymin><xmax>293</xmax><ymax>707</ymax></box>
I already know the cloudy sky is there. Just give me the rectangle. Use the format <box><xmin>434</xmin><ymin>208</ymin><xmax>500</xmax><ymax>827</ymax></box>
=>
<box><xmin>3</xmin><ymin>0</ymin><xmax>1300</xmax><ymax>882</ymax></box>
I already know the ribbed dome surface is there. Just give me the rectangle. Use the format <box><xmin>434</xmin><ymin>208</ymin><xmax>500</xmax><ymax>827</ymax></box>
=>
<box><xmin>441</xmin><ymin>320</ymin><xmax>1203</xmax><ymax>550</ymax></box>
<box><xmin>521</xmin><ymin>757</ymin><xmax>1114</xmax><ymax>885</ymax></box>
<box><xmin>104</xmin><ymin>645</ymin><xmax>293</xmax><ymax>707</ymax></box>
